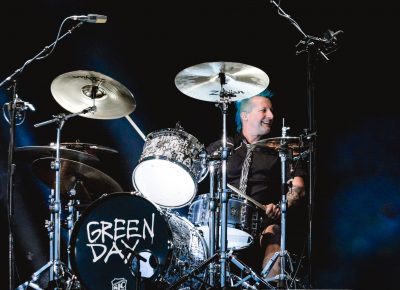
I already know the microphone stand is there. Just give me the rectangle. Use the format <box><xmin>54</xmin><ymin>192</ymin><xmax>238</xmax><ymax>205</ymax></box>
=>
<box><xmin>268</xmin><ymin>1</ymin><xmax>343</xmax><ymax>286</ymax></box>
<box><xmin>0</xmin><ymin>19</ymin><xmax>84</xmax><ymax>290</ymax></box>
<box><xmin>5</xmin><ymin>80</ymin><xmax>18</xmax><ymax>290</ymax></box>
<box><xmin>0</xmin><ymin>21</ymin><xmax>83</xmax><ymax>88</ymax></box>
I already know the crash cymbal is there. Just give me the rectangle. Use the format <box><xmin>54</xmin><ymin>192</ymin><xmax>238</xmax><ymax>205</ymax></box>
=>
<box><xmin>51</xmin><ymin>70</ymin><xmax>136</xmax><ymax>119</ymax></box>
<box><xmin>253</xmin><ymin>137</ymin><xmax>302</xmax><ymax>152</ymax></box>
<box><xmin>32</xmin><ymin>157</ymin><xmax>123</xmax><ymax>203</ymax></box>
<box><xmin>15</xmin><ymin>145</ymin><xmax>100</xmax><ymax>165</ymax></box>
<box><xmin>174</xmin><ymin>61</ymin><xmax>269</xmax><ymax>102</ymax></box>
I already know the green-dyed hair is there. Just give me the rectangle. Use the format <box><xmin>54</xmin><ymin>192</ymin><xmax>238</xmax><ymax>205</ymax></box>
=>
<box><xmin>235</xmin><ymin>88</ymin><xmax>274</xmax><ymax>133</ymax></box>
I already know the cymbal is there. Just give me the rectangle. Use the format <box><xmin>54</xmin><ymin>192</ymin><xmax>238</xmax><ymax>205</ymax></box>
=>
<box><xmin>32</xmin><ymin>157</ymin><xmax>123</xmax><ymax>203</ymax></box>
<box><xmin>174</xmin><ymin>61</ymin><xmax>269</xmax><ymax>102</ymax></box>
<box><xmin>50</xmin><ymin>70</ymin><xmax>136</xmax><ymax>119</ymax></box>
<box><xmin>15</xmin><ymin>145</ymin><xmax>100</xmax><ymax>165</ymax></box>
<box><xmin>253</xmin><ymin>137</ymin><xmax>302</xmax><ymax>152</ymax></box>
<box><xmin>60</xmin><ymin>142</ymin><xmax>118</xmax><ymax>155</ymax></box>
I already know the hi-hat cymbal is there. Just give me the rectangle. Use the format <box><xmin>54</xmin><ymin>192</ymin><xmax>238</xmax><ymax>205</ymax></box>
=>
<box><xmin>32</xmin><ymin>157</ymin><xmax>123</xmax><ymax>203</ymax></box>
<box><xmin>51</xmin><ymin>70</ymin><xmax>136</xmax><ymax>119</ymax></box>
<box><xmin>15</xmin><ymin>145</ymin><xmax>100</xmax><ymax>165</ymax></box>
<box><xmin>174</xmin><ymin>61</ymin><xmax>269</xmax><ymax>102</ymax></box>
<box><xmin>253</xmin><ymin>137</ymin><xmax>302</xmax><ymax>152</ymax></box>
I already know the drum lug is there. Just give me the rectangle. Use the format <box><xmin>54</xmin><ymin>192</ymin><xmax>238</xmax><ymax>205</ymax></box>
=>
<box><xmin>167</xmin><ymin>239</ymin><xmax>174</xmax><ymax>250</ymax></box>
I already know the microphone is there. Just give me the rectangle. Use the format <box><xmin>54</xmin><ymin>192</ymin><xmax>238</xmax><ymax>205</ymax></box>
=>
<box><xmin>71</xmin><ymin>14</ymin><xmax>107</xmax><ymax>24</ymax></box>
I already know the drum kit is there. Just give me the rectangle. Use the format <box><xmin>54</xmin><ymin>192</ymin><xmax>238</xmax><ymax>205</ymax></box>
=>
<box><xmin>15</xmin><ymin>62</ymin><xmax>306</xmax><ymax>290</ymax></box>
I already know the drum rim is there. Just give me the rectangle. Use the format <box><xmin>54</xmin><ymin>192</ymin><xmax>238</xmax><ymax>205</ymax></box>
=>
<box><xmin>196</xmin><ymin>225</ymin><xmax>254</xmax><ymax>250</ymax></box>
<box><xmin>145</xmin><ymin>127</ymin><xmax>202</xmax><ymax>144</ymax></box>
<box><xmin>137</xmin><ymin>151</ymin><xmax>208</xmax><ymax>184</ymax></box>
<box><xmin>191</xmin><ymin>193</ymin><xmax>257</xmax><ymax>206</ymax></box>
<box><xmin>68</xmin><ymin>191</ymin><xmax>173</xmax><ymax>288</ymax></box>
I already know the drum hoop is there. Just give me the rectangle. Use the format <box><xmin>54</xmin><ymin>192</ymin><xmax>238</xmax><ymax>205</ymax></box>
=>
<box><xmin>192</xmin><ymin>193</ymin><xmax>257</xmax><ymax>207</ymax></box>
<box><xmin>132</xmin><ymin>157</ymin><xmax>199</xmax><ymax>208</ymax></box>
<box><xmin>146</xmin><ymin>128</ymin><xmax>201</xmax><ymax>145</ymax></box>
<box><xmin>136</xmin><ymin>155</ymin><xmax>198</xmax><ymax>180</ymax></box>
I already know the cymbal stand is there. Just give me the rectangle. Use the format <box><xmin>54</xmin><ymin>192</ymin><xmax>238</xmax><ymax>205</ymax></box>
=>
<box><xmin>65</xmin><ymin>181</ymin><xmax>81</xmax><ymax>269</ymax></box>
<box><xmin>207</xmin><ymin>88</ymin><xmax>269</xmax><ymax>289</ymax></box>
<box><xmin>206</xmin><ymin>158</ymin><xmax>220</xmax><ymax>285</ymax></box>
<box><xmin>208</xmin><ymin>160</ymin><xmax>220</xmax><ymax>285</ymax></box>
<box><xmin>215</xmin><ymin>77</ymin><xmax>278</xmax><ymax>289</ymax></box>
<box><xmin>166</xmin><ymin>79</ymin><xmax>233</xmax><ymax>289</ymax></box>
<box><xmin>15</xmin><ymin>106</ymin><xmax>95</xmax><ymax>290</ymax></box>
<box><xmin>215</xmin><ymin>86</ymin><xmax>231</xmax><ymax>288</ymax></box>
<box><xmin>260</xmin><ymin>121</ymin><xmax>295</xmax><ymax>287</ymax></box>
<box><xmin>167</xmin><ymin>157</ymin><xmax>219</xmax><ymax>290</ymax></box>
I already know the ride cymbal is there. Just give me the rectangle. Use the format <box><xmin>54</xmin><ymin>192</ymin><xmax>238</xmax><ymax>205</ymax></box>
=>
<box><xmin>174</xmin><ymin>61</ymin><xmax>269</xmax><ymax>102</ymax></box>
<box><xmin>51</xmin><ymin>70</ymin><xmax>136</xmax><ymax>119</ymax></box>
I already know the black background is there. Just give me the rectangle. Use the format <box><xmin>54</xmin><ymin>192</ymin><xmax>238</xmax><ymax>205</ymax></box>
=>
<box><xmin>1</xmin><ymin>1</ymin><xmax>399</xmax><ymax>289</ymax></box>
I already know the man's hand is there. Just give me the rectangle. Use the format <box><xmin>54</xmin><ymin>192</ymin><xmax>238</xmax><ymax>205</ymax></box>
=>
<box><xmin>264</xmin><ymin>203</ymin><xmax>281</xmax><ymax>220</ymax></box>
<box><xmin>287</xmin><ymin>176</ymin><xmax>305</xmax><ymax>207</ymax></box>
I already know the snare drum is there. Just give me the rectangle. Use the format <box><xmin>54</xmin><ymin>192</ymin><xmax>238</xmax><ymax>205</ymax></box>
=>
<box><xmin>132</xmin><ymin>128</ymin><xmax>207</xmax><ymax>208</ymax></box>
<box><xmin>188</xmin><ymin>194</ymin><xmax>259</xmax><ymax>250</ymax></box>
<box><xmin>69</xmin><ymin>192</ymin><xmax>208</xmax><ymax>290</ymax></box>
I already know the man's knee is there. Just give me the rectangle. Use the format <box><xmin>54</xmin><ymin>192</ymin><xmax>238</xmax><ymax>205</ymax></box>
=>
<box><xmin>260</xmin><ymin>224</ymin><xmax>281</xmax><ymax>249</ymax></box>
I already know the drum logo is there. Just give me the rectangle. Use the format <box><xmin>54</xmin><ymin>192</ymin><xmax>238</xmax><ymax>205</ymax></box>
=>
<box><xmin>86</xmin><ymin>213</ymin><xmax>155</xmax><ymax>263</ymax></box>
<box><xmin>111</xmin><ymin>278</ymin><xmax>127</xmax><ymax>290</ymax></box>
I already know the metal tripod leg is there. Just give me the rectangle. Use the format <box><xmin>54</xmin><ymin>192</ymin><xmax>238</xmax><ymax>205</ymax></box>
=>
<box><xmin>260</xmin><ymin>250</ymin><xmax>295</xmax><ymax>288</ymax></box>
<box><xmin>15</xmin><ymin>262</ymin><xmax>53</xmax><ymax>290</ymax></box>
<box><xmin>260</xmin><ymin>252</ymin><xmax>280</xmax><ymax>281</ymax></box>
<box><xmin>165</xmin><ymin>253</ymin><xmax>220</xmax><ymax>290</ymax></box>
<box><xmin>228</xmin><ymin>252</ymin><xmax>276</xmax><ymax>290</ymax></box>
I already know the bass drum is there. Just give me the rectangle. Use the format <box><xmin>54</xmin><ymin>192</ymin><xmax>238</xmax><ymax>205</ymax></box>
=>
<box><xmin>69</xmin><ymin>192</ymin><xmax>208</xmax><ymax>290</ymax></box>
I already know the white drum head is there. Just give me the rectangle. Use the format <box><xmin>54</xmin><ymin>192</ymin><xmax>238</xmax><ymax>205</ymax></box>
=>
<box><xmin>133</xmin><ymin>159</ymin><xmax>196</xmax><ymax>208</ymax></box>
<box><xmin>197</xmin><ymin>225</ymin><xmax>253</xmax><ymax>251</ymax></box>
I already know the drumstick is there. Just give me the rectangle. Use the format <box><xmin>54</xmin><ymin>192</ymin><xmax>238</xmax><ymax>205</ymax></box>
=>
<box><xmin>227</xmin><ymin>183</ymin><xmax>265</xmax><ymax>211</ymax></box>
<box><xmin>125</xmin><ymin>115</ymin><xmax>147</xmax><ymax>141</ymax></box>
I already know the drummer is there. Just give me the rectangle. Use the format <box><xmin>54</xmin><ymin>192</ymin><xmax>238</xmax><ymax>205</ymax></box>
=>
<box><xmin>206</xmin><ymin>88</ymin><xmax>307</xmax><ymax>279</ymax></box>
